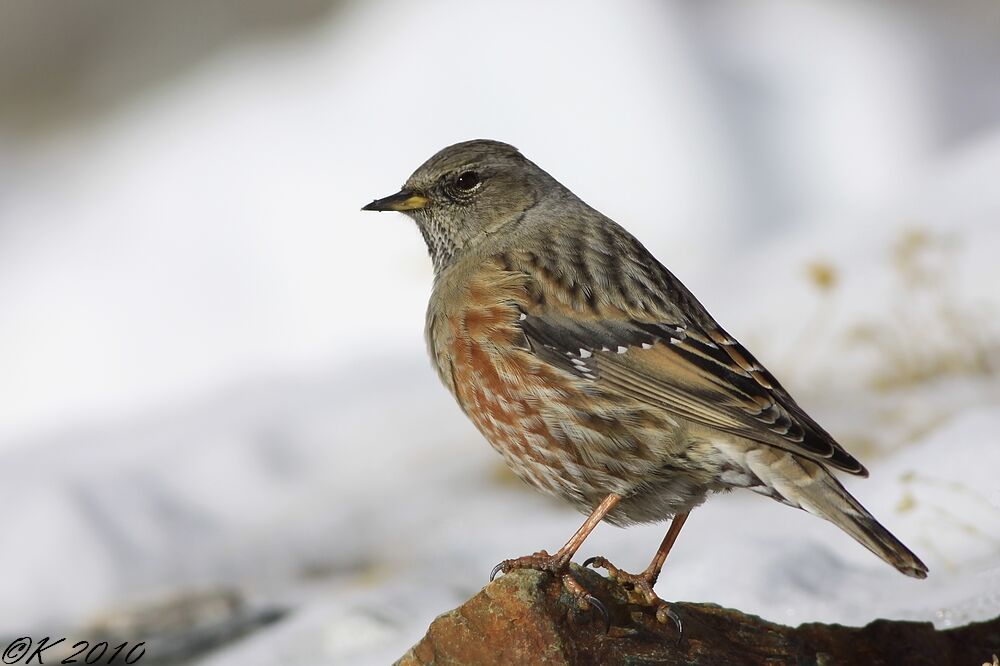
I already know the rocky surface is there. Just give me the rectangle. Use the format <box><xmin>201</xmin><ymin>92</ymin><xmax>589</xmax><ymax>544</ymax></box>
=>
<box><xmin>397</xmin><ymin>567</ymin><xmax>1000</xmax><ymax>666</ymax></box>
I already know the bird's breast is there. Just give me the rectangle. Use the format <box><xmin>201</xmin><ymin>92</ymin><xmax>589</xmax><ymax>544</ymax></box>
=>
<box><xmin>424</xmin><ymin>265</ymin><xmax>592</xmax><ymax>501</ymax></box>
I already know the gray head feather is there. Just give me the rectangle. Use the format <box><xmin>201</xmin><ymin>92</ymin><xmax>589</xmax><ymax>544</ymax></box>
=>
<box><xmin>399</xmin><ymin>140</ymin><xmax>560</xmax><ymax>272</ymax></box>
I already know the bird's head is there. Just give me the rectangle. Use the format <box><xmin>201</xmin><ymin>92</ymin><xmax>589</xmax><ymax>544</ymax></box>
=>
<box><xmin>363</xmin><ymin>139</ymin><xmax>552</xmax><ymax>273</ymax></box>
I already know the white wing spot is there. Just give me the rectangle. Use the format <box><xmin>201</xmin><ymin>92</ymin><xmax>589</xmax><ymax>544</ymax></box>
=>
<box><xmin>519</xmin><ymin>312</ymin><xmax>527</xmax><ymax>321</ymax></box>
<box><xmin>617</xmin><ymin>346</ymin><xmax>627</xmax><ymax>354</ymax></box>
<box><xmin>641</xmin><ymin>342</ymin><xmax>653</xmax><ymax>350</ymax></box>
<box><xmin>579</xmin><ymin>349</ymin><xmax>592</xmax><ymax>358</ymax></box>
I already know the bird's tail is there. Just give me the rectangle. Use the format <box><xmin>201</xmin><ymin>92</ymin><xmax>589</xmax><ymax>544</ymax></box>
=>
<box><xmin>741</xmin><ymin>447</ymin><xmax>928</xmax><ymax>578</ymax></box>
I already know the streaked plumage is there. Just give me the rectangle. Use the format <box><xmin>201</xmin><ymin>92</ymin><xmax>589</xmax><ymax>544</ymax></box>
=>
<box><xmin>364</xmin><ymin>139</ymin><xmax>927</xmax><ymax>621</ymax></box>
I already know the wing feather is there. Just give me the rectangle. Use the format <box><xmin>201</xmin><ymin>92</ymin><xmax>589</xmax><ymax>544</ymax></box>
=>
<box><xmin>519</xmin><ymin>312</ymin><xmax>867</xmax><ymax>476</ymax></box>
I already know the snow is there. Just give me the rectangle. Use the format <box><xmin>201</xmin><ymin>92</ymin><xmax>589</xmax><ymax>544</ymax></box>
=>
<box><xmin>1</xmin><ymin>1</ymin><xmax>999</xmax><ymax>664</ymax></box>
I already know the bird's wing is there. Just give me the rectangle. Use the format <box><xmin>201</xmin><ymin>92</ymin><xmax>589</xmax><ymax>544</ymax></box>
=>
<box><xmin>511</xmin><ymin>250</ymin><xmax>867</xmax><ymax>477</ymax></box>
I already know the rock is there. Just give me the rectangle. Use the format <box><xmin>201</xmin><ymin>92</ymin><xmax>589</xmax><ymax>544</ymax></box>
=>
<box><xmin>396</xmin><ymin>566</ymin><xmax>1000</xmax><ymax>666</ymax></box>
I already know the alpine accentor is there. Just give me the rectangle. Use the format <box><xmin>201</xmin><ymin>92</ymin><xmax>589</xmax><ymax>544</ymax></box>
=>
<box><xmin>363</xmin><ymin>139</ymin><xmax>927</xmax><ymax>624</ymax></box>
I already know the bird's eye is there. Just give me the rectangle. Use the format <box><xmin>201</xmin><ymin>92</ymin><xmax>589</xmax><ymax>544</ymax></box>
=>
<box><xmin>454</xmin><ymin>171</ymin><xmax>482</xmax><ymax>192</ymax></box>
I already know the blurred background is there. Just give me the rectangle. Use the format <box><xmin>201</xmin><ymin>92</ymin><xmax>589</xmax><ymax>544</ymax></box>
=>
<box><xmin>2</xmin><ymin>1</ymin><xmax>1000</xmax><ymax>663</ymax></box>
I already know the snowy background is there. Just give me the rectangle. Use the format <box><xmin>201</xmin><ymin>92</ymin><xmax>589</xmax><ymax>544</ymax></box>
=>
<box><xmin>2</xmin><ymin>1</ymin><xmax>1000</xmax><ymax>663</ymax></box>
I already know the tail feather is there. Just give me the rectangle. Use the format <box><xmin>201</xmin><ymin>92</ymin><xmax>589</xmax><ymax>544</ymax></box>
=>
<box><xmin>804</xmin><ymin>472</ymin><xmax>928</xmax><ymax>579</ymax></box>
<box><xmin>741</xmin><ymin>446</ymin><xmax>929</xmax><ymax>579</ymax></box>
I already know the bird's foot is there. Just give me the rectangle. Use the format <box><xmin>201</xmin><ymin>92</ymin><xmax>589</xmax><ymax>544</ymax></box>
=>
<box><xmin>490</xmin><ymin>550</ymin><xmax>609</xmax><ymax>630</ymax></box>
<box><xmin>583</xmin><ymin>556</ymin><xmax>681</xmax><ymax>632</ymax></box>
<box><xmin>490</xmin><ymin>549</ymin><xmax>562</xmax><ymax>580</ymax></box>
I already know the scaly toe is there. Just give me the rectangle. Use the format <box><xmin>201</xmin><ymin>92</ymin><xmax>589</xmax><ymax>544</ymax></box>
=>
<box><xmin>583</xmin><ymin>557</ymin><xmax>680</xmax><ymax>632</ymax></box>
<box><xmin>489</xmin><ymin>550</ymin><xmax>554</xmax><ymax>581</ymax></box>
<box><xmin>583</xmin><ymin>555</ymin><xmax>625</xmax><ymax>580</ymax></box>
<box><xmin>562</xmin><ymin>573</ymin><xmax>610</xmax><ymax>633</ymax></box>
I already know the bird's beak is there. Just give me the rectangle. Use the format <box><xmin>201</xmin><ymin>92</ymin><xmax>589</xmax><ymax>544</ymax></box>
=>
<box><xmin>361</xmin><ymin>190</ymin><xmax>429</xmax><ymax>212</ymax></box>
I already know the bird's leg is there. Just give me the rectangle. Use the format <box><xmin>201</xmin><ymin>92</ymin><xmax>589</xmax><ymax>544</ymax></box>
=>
<box><xmin>585</xmin><ymin>511</ymin><xmax>689</xmax><ymax>628</ymax></box>
<box><xmin>491</xmin><ymin>493</ymin><xmax>621</xmax><ymax>624</ymax></box>
<box><xmin>490</xmin><ymin>493</ymin><xmax>621</xmax><ymax>577</ymax></box>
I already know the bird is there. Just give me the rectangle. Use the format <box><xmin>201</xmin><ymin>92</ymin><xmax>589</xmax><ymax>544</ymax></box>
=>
<box><xmin>362</xmin><ymin>139</ymin><xmax>927</xmax><ymax>625</ymax></box>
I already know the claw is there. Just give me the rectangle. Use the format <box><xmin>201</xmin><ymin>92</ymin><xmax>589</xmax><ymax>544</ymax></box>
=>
<box><xmin>587</xmin><ymin>594</ymin><xmax>611</xmax><ymax>634</ymax></box>
<box><xmin>658</xmin><ymin>604</ymin><xmax>682</xmax><ymax>635</ymax></box>
<box><xmin>570</xmin><ymin>593</ymin><xmax>610</xmax><ymax>633</ymax></box>
<box><xmin>562</xmin><ymin>573</ymin><xmax>611</xmax><ymax>632</ymax></box>
<box><xmin>490</xmin><ymin>561</ymin><xmax>506</xmax><ymax>582</ymax></box>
